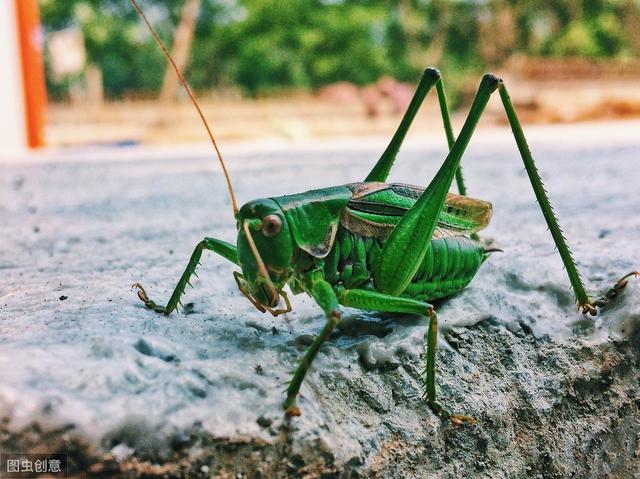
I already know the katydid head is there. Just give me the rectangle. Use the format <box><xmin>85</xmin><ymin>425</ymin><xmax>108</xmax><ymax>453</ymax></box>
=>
<box><xmin>234</xmin><ymin>199</ymin><xmax>294</xmax><ymax>315</ymax></box>
<box><xmin>131</xmin><ymin>0</ymin><xmax>292</xmax><ymax>316</ymax></box>
<box><xmin>131</xmin><ymin>0</ymin><xmax>351</xmax><ymax>317</ymax></box>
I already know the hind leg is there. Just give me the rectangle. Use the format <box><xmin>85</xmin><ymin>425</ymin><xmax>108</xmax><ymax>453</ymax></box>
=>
<box><xmin>374</xmin><ymin>74</ymin><xmax>501</xmax><ymax>297</ymax></box>
<box><xmin>373</xmin><ymin>73</ymin><xmax>636</xmax><ymax>313</ymax></box>
<box><xmin>366</xmin><ymin>67</ymin><xmax>467</xmax><ymax>195</ymax></box>
<box><xmin>497</xmin><ymin>83</ymin><xmax>637</xmax><ymax>313</ymax></box>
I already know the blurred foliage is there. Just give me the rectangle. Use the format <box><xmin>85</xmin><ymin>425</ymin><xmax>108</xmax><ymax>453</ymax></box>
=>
<box><xmin>40</xmin><ymin>0</ymin><xmax>640</xmax><ymax>100</ymax></box>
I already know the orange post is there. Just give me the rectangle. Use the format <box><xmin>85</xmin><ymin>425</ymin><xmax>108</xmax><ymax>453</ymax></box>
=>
<box><xmin>15</xmin><ymin>0</ymin><xmax>46</xmax><ymax>148</ymax></box>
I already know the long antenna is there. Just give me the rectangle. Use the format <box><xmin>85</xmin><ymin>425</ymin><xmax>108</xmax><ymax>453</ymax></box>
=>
<box><xmin>130</xmin><ymin>0</ymin><xmax>239</xmax><ymax>215</ymax></box>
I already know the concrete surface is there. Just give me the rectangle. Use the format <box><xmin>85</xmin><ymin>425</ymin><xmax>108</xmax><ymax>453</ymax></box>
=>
<box><xmin>1</xmin><ymin>121</ymin><xmax>639</xmax><ymax>477</ymax></box>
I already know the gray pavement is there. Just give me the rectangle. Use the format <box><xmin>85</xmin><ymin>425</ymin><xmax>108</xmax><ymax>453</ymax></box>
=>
<box><xmin>1</xmin><ymin>121</ymin><xmax>639</xmax><ymax>476</ymax></box>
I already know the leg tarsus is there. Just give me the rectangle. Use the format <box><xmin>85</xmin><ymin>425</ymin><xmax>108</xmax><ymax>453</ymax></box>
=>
<box><xmin>284</xmin><ymin>405</ymin><xmax>301</xmax><ymax>418</ymax></box>
<box><xmin>427</xmin><ymin>400</ymin><xmax>477</xmax><ymax>426</ymax></box>
<box><xmin>132</xmin><ymin>283</ymin><xmax>170</xmax><ymax>314</ymax></box>
<box><xmin>580</xmin><ymin>271</ymin><xmax>639</xmax><ymax>315</ymax></box>
<box><xmin>423</xmin><ymin>309</ymin><xmax>476</xmax><ymax>425</ymax></box>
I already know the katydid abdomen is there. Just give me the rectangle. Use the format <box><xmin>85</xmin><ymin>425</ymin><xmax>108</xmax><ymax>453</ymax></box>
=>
<box><xmin>324</xmin><ymin>226</ymin><xmax>487</xmax><ymax>301</ymax></box>
<box><xmin>405</xmin><ymin>235</ymin><xmax>488</xmax><ymax>300</ymax></box>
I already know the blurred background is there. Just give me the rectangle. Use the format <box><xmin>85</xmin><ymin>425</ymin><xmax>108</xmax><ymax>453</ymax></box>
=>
<box><xmin>5</xmin><ymin>0</ymin><xmax>640</xmax><ymax>150</ymax></box>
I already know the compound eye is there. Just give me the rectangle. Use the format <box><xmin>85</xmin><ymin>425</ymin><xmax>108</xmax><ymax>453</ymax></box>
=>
<box><xmin>262</xmin><ymin>214</ymin><xmax>282</xmax><ymax>237</ymax></box>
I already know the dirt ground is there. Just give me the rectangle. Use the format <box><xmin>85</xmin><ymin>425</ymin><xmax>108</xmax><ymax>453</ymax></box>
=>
<box><xmin>44</xmin><ymin>76</ymin><xmax>640</xmax><ymax>149</ymax></box>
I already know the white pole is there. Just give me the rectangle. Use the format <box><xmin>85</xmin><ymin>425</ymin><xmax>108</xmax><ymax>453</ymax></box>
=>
<box><xmin>0</xmin><ymin>0</ymin><xmax>27</xmax><ymax>158</ymax></box>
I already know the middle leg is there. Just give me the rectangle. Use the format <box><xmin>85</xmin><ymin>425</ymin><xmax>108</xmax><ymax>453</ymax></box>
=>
<box><xmin>284</xmin><ymin>278</ymin><xmax>341</xmax><ymax>416</ymax></box>
<box><xmin>337</xmin><ymin>287</ymin><xmax>475</xmax><ymax>424</ymax></box>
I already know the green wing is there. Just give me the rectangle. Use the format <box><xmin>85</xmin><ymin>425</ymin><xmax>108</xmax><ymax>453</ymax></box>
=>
<box><xmin>342</xmin><ymin>182</ymin><xmax>492</xmax><ymax>239</ymax></box>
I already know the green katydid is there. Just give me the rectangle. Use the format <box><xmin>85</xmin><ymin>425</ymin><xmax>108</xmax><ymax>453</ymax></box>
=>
<box><xmin>130</xmin><ymin>0</ymin><xmax>638</xmax><ymax>423</ymax></box>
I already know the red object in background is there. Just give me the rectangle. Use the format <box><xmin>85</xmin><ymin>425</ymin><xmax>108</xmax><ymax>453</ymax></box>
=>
<box><xmin>15</xmin><ymin>0</ymin><xmax>46</xmax><ymax>148</ymax></box>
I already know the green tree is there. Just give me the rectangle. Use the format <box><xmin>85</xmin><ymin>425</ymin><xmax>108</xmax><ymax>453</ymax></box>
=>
<box><xmin>39</xmin><ymin>0</ymin><xmax>640</xmax><ymax>101</ymax></box>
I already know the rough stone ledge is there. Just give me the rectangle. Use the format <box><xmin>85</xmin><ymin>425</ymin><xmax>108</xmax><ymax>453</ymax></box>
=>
<box><xmin>2</xmin><ymin>318</ymin><xmax>638</xmax><ymax>478</ymax></box>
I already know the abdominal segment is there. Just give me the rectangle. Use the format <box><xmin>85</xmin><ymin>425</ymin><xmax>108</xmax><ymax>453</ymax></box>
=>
<box><xmin>324</xmin><ymin>228</ymin><xmax>487</xmax><ymax>301</ymax></box>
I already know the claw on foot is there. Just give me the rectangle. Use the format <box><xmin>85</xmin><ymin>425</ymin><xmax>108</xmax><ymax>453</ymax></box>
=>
<box><xmin>132</xmin><ymin>282</ymin><xmax>149</xmax><ymax>303</ymax></box>
<box><xmin>429</xmin><ymin>401</ymin><xmax>476</xmax><ymax>426</ymax></box>
<box><xmin>284</xmin><ymin>406</ymin><xmax>301</xmax><ymax>418</ymax></box>
<box><xmin>579</xmin><ymin>271</ymin><xmax>639</xmax><ymax>316</ymax></box>
<box><xmin>131</xmin><ymin>283</ymin><xmax>169</xmax><ymax>314</ymax></box>
<box><xmin>450</xmin><ymin>415</ymin><xmax>478</xmax><ymax>426</ymax></box>
<box><xmin>614</xmin><ymin>271</ymin><xmax>640</xmax><ymax>289</ymax></box>
<box><xmin>579</xmin><ymin>302</ymin><xmax>598</xmax><ymax>316</ymax></box>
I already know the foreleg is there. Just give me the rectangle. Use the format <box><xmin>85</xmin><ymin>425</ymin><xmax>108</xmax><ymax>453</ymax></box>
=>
<box><xmin>133</xmin><ymin>237</ymin><xmax>237</xmax><ymax>315</ymax></box>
